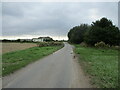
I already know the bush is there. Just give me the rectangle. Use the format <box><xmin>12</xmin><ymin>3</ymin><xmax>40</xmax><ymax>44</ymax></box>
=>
<box><xmin>114</xmin><ymin>46</ymin><xmax>120</xmax><ymax>49</ymax></box>
<box><xmin>111</xmin><ymin>45</ymin><xmax>120</xmax><ymax>50</ymax></box>
<box><xmin>80</xmin><ymin>42</ymin><xmax>88</xmax><ymax>47</ymax></box>
<box><xmin>95</xmin><ymin>41</ymin><xmax>110</xmax><ymax>48</ymax></box>
<box><xmin>37</xmin><ymin>42</ymin><xmax>63</xmax><ymax>47</ymax></box>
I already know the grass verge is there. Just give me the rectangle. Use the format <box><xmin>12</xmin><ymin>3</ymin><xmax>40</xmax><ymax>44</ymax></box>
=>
<box><xmin>74</xmin><ymin>45</ymin><xmax>118</xmax><ymax>88</ymax></box>
<box><xmin>2</xmin><ymin>45</ymin><xmax>63</xmax><ymax>76</ymax></box>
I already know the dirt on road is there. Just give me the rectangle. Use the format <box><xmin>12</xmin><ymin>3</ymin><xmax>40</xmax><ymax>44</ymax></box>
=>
<box><xmin>71</xmin><ymin>51</ymin><xmax>92</xmax><ymax>88</ymax></box>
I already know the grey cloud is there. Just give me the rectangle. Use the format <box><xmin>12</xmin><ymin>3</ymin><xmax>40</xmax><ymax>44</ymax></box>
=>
<box><xmin>118</xmin><ymin>1</ymin><xmax>120</xmax><ymax>28</ymax></box>
<box><xmin>2</xmin><ymin>3</ymin><xmax>24</xmax><ymax>17</ymax></box>
<box><xmin>0</xmin><ymin>3</ymin><xmax>2</xmax><ymax>36</ymax></box>
<box><xmin>2</xmin><ymin>2</ymin><xmax>118</xmax><ymax>39</ymax></box>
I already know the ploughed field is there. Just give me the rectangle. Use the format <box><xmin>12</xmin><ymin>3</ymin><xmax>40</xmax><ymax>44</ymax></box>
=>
<box><xmin>2</xmin><ymin>43</ymin><xmax>37</xmax><ymax>54</ymax></box>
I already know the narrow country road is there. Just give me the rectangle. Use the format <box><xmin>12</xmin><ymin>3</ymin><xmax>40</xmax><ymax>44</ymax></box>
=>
<box><xmin>3</xmin><ymin>42</ymin><xmax>91</xmax><ymax>88</ymax></box>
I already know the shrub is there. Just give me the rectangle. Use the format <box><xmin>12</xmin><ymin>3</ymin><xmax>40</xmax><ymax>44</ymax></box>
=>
<box><xmin>114</xmin><ymin>46</ymin><xmax>120</xmax><ymax>49</ymax></box>
<box><xmin>80</xmin><ymin>42</ymin><xmax>88</xmax><ymax>47</ymax></box>
<box><xmin>37</xmin><ymin>42</ymin><xmax>63</xmax><ymax>47</ymax></box>
<box><xmin>111</xmin><ymin>45</ymin><xmax>120</xmax><ymax>50</ymax></box>
<box><xmin>95</xmin><ymin>41</ymin><xmax>110</xmax><ymax>48</ymax></box>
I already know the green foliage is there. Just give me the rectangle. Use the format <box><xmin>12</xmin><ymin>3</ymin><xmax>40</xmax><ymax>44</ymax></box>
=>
<box><xmin>44</xmin><ymin>37</ymin><xmax>54</xmax><ymax>42</ymax></box>
<box><xmin>94</xmin><ymin>41</ymin><xmax>110</xmax><ymax>48</ymax></box>
<box><xmin>84</xmin><ymin>17</ymin><xmax>120</xmax><ymax>46</ymax></box>
<box><xmin>75</xmin><ymin>45</ymin><xmax>118</xmax><ymax>88</ymax></box>
<box><xmin>68</xmin><ymin>17</ymin><xmax>120</xmax><ymax>46</ymax></box>
<box><xmin>92</xmin><ymin>17</ymin><xmax>113</xmax><ymax>28</ymax></box>
<box><xmin>68</xmin><ymin>24</ymin><xmax>90</xmax><ymax>44</ymax></box>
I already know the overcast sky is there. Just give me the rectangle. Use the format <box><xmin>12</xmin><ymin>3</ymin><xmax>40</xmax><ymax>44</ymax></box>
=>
<box><xmin>1</xmin><ymin>2</ymin><xmax>118</xmax><ymax>40</ymax></box>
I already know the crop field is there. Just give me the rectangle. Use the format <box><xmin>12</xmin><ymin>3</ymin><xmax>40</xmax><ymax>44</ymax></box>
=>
<box><xmin>2</xmin><ymin>43</ymin><xmax>37</xmax><ymax>54</ymax></box>
<box><xmin>75</xmin><ymin>45</ymin><xmax>118</xmax><ymax>88</ymax></box>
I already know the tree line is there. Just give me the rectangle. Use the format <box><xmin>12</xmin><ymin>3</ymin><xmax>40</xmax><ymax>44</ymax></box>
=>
<box><xmin>68</xmin><ymin>17</ymin><xmax>120</xmax><ymax>46</ymax></box>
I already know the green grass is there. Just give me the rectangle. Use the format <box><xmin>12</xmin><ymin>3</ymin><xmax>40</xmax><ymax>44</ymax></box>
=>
<box><xmin>74</xmin><ymin>45</ymin><xmax>118</xmax><ymax>88</ymax></box>
<box><xmin>2</xmin><ymin>45</ymin><xmax>63</xmax><ymax>76</ymax></box>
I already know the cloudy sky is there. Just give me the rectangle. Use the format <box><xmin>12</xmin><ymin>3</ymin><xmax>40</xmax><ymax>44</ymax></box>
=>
<box><xmin>1</xmin><ymin>2</ymin><xmax>118</xmax><ymax>40</ymax></box>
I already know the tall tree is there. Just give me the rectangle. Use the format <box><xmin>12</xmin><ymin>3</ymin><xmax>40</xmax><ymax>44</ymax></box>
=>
<box><xmin>68</xmin><ymin>24</ymin><xmax>90</xmax><ymax>44</ymax></box>
<box><xmin>85</xmin><ymin>17</ymin><xmax>120</xmax><ymax>45</ymax></box>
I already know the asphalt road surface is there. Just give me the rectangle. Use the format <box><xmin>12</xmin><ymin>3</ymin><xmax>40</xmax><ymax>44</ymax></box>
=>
<box><xmin>3</xmin><ymin>42</ymin><xmax>91</xmax><ymax>88</ymax></box>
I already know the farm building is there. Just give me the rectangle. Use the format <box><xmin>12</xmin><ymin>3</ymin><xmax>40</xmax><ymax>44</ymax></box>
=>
<box><xmin>32</xmin><ymin>38</ymin><xmax>43</xmax><ymax>42</ymax></box>
<box><xmin>32</xmin><ymin>37</ymin><xmax>53</xmax><ymax>42</ymax></box>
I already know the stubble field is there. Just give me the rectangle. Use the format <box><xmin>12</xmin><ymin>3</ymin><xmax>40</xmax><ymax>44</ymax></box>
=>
<box><xmin>2</xmin><ymin>42</ymin><xmax>37</xmax><ymax>54</ymax></box>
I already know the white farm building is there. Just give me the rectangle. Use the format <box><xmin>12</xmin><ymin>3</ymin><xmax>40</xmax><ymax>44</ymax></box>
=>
<box><xmin>32</xmin><ymin>37</ymin><xmax>53</xmax><ymax>42</ymax></box>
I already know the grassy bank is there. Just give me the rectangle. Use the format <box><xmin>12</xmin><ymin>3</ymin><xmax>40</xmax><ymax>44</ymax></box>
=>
<box><xmin>2</xmin><ymin>45</ymin><xmax>63</xmax><ymax>76</ymax></box>
<box><xmin>74</xmin><ymin>45</ymin><xmax>118</xmax><ymax>88</ymax></box>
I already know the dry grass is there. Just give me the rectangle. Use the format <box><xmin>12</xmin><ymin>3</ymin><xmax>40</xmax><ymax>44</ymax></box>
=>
<box><xmin>2</xmin><ymin>42</ymin><xmax>37</xmax><ymax>54</ymax></box>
